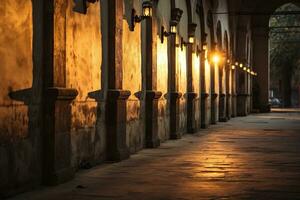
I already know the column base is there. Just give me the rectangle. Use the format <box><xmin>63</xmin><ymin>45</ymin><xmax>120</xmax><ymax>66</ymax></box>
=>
<box><xmin>231</xmin><ymin>93</ymin><xmax>237</xmax><ymax>117</ymax></box>
<box><xmin>237</xmin><ymin>93</ymin><xmax>248</xmax><ymax>116</ymax></box>
<box><xmin>201</xmin><ymin>93</ymin><xmax>210</xmax><ymax>129</ymax></box>
<box><xmin>219</xmin><ymin>93</ymin><xmax>227</xmax><ymax>122</ymax></box>
<box><xmin>44</xmin><ymin>167</ymin><xmax>75</xmax><ymax>186</ymax></box>
<box><xmin>211</xmin><ymin>93</ymin><xmax>218</xmax><ymax>124</ymax></box>
<box><xmin>145</xmin><ymin>90</ymin><xmax>162</xmax><ymax>148</ymax></box>
<box><xmin>169</xmin><ymin>91</ymin><xmax>182</xmax><ymax>140</ymax></box>
<box><xmin>187</xmin><ymin>92</ymin><xmax>198</xmax><ymax>133</ymax></box>
<box><xmin>260</xmin><ymin>103</ymin><xmax>271</xmax><ymax>113</ymax></box>
<box><xmin>106</xmin><ymin>89</ymin><xmax>131</xmax><ymax>162</ymax></box>
<box><xmin>145</xmin><ymin>139</ymin><xmax>161</xmax><ymax>148</ymax></box>
<box><xmin>43</xmin><ymin>87</ymin><xmax>78</xmax><ymax>186</ymax></box>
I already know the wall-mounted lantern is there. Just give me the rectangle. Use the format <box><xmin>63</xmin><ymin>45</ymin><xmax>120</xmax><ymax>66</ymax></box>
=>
<box><xmin>235</xmin><ymin>62</ymin><xmax>239</xmax><ymax>66</ymax></box>
<box><xmin>188</xmin><ymin>36</ymin><xmax>195</xmax><ymax>44</ymax></box>
<box><xmin>160</xmin><ymin>20</ymin><xmax>178</xmax><ymax>43</ymax></box>
<box><xmin>130</xmin><ymin>1</ymin><xmax>153</xmax><ymax>31</ymax></box>
<box><xmin>180</xmin><ymin>37</ymin><xmax>187</xmax><ymax>50</ymax></box>
<box><xmin>188</xmin><ymin>23</ymin><xmax>197</xmax><ymax>45</ymax></box>
<box><xmin>202</xmin><ymin>42</ymin><xmax>208</xmax><ymax>51</ymax></box>
<box><xmin>240</xmin><ymin>63</ymin><xmax>244</xmax><ymax>68</ymax></box>
<box><xmin>231</xmin><ymin>65</ymin><xmax>236</xmax><ymax>70</ymax></box>
<box><xmin>73</xmin><ymin>0</ymin><xmax>98</xmax><ymax>14</ymax></box>
<box><xmin>250</xmin><ymin>71</ymin><xmax>258</xmax><ymax>76</ymax></box>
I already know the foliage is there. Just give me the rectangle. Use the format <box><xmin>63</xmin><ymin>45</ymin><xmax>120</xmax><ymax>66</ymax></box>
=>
<box><xmin>269</xmin><ymin>3</ymin><xmax>300</xmax><ymax>88</ymax></box>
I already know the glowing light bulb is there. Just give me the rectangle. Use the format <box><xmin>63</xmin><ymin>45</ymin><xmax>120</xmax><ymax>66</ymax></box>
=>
<box><xmin>212</xmin><ymin>54</ymin><xmax>220</xmax><ymax>65</ymax></box>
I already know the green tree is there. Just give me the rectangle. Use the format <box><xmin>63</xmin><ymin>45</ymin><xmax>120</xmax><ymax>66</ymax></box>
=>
<box><xmin>270</xmin><ymin>3</ymin><xmax>300</xmax><ymax>107</ymax></box>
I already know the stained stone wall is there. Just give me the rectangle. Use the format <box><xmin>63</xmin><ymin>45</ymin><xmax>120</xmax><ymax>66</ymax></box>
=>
<box><xmin>122</xmin><ymin>19</ymin><xmax>144</xmax><ymax>153</ymax></box>
<box><xmin>0</xmin><ymin>0</ymin><xmax>256</xmax><ymax>197</ymax></box>
<box><xmin>65</xmin><ymin>0</ymin><xmax>104</xmax><ymax>168</ymax></box>
<box><xmin>157</xmin><ymin>35</ymin><xmax>169</xmax><ymax>141</ymax></box>
<box><xmin>192</xmin><ymin>53</ymin><xmax>201</xmax><ymax>129</ymax></box>
<box><xmin>0</xmin><ymin>0</ymin><xmax>32</xmax><ymax>142</ymax></box>
<box><xmin>0</xmin><ymin>0</ymin><xmax>42</xmax><ymax>197</ymax></box>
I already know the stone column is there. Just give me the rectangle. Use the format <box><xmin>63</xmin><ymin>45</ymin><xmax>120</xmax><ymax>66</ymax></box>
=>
<box><xmin>201</xmin><ymin>42</ymin><xmax>210</xmax><ymax>128</ymax></box>
<box><xmin>211</xmin><ymin>62</ymin><xmax>218</xmax><ymax>124</ymax></box>
<box><xmin>168</xmin><ymin>33</ymin><xmax>182</xmax><ymax>139</ymax></box>
<box><xmin>226</xmin><ymin>63</ymin><xmax>232</xmax><ymax>120</ymax></box>
<box><xmin>102</xmin><ymin>0</ymin><xmax>131</xmax><ymax>161</ymax></box>
<box><xmin>236</xmin><ymin>27</ymin><xmax>248</xmax><ymax>116</ymax></box>
<box><xmin>42</xmin><ymin>0</ymin><xmax>78</xmax><ymax>185</ymax></box>
<box><xmin>232</xmin><ymin>66</ymin><xmax>237</xmax><ymax>117</ymax></box>
<box><xmin>144</xmin><ymin>3</ymin><xmax>162</xmax><ymax>148</ymax></box>
<box><xmin>219</xmin><ymin>64</ymin><xmax>227</xmax><ymax>122</ymax></box>
<box><xmin>187</xmin><ymin>23</ymin><xmax>198</xmax><ymax>133</ymax></box>
<box><xmin>252</xmin><ymin>27</ymin><xmax>270</xmax><ymax>112</ymax></box>
<box><xmin>168</xmin><ymin>8</ymin><xmax>183</xmax><ymax>139</ymax></box>
<box><xmin>237</xmin><ymin>70</ymin><xmax>248</xmax><ymax>116</ymax></box>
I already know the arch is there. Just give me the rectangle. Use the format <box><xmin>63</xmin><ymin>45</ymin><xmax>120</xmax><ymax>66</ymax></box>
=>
<box><xmin>175</xmin><ymin>0</ymin><xmax>189</xmax><ymax>40</ymax></box>
<box><xmin>207</xmin><ymin>9</ymin><xmax>215</xmax><ymax>47</ymax></box>
<box><xmin>216</xmin><ymin>20</ymin><xmax>222</xmax><ymax>49</ymax></box>
<box><xmin>224</xmin><ymin>30</ymin><xmax>229</xmax><ymax>54</ymax></box>
<box><xmin>185</xmin><ymin>0</ymin><xmax>193</xmax><ymax>24</ymax></box>
<box><xmin>195</xmin><ymin>0</ymin><xmax>206</xmax><ymax>42</ymax></box>
<box><xmin>252</xmin><ymin>1</ymin><xmax>300</xmax><ymax>111</ymax></box>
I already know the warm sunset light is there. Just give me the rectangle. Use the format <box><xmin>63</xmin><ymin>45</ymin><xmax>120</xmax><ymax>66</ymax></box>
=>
<box><xmin>212</xmin><ymin>54</ymin><xmax>221</xmax><ymax>65</ymax></box>
<box><xmin>3</xmin><ymin>1</ymin><xmax>300</xmax><ymax>199</ymax></box>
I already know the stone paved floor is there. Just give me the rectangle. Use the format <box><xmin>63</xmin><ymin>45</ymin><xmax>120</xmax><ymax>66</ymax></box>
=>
<box><xmin>11</xmin><ymin>110</ymin><xmax>300</xmax><ymax>200</ymax></box>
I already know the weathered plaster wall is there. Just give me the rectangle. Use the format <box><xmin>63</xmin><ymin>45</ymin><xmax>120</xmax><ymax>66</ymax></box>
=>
<box><xmin>157</xmin><ymin>0</ymin><xmax>171</xmax><ymax>141</ymax></box>
<box><xmin>157</xmin><ymin>0</ymin><xmax>171</xmax><ymax>28</ymax></box>
<box><xmin>176</xmin><ymin>0</ymin><xmax>188</xmax><ymax>41</ymax></box>
<box><xmin>157</xmin><ymin>36</ymin><xmax>169</xmax><ymax>141</ymax></box>
<box><xmin>122</xmin><ymin>19</ymin><xmax>143</xmax><ymax>153</ymax></box>
<box><xmin>0</xmin><ymin>0</ymin><xmax>42</xmax><ymax>197</ymax></box>
<box><xmin>0</xmin><ymin>0</ymin><xmax>32</xmax><ymax>141</ymax></box>
<box><xmin>176</xmin><ymin>47</ymin><xmax>187</xmax><ymax>133</ymax></box>
<box><xmin>192</xmin><ymin>53</ymin><xmax>201</xmax><ymax>128</ymax></box>
<box><xmin>66</xmin><ymin>0</ymin><xmax>104</xmax><ymax>168</ymax></box>
<box><xmin>176</xmin><ymin>0</ymin><xmax>189</xmax><ymax>133</ymax></box>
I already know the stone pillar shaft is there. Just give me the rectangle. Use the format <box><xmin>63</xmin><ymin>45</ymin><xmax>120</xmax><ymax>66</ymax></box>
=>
<box><xmin>168</xmin><ymin>35</ymin><xmax>182</xmax><ymax>139</ymax></box>
<box><xmin>201</xmin><ymin>50</ymin><xmax>209</xmax><ymax>128</ymax></box>
<box><xmin>41</xmin><ymin>0</ymin><xmax>78</xmax><ymax>185</ymax></box>
<box><xmin>104</xmin><ymin>0</ymin><xmax>130</xmax><ymax>161</ymax></box>
<box><xmin>144</xmin><ymin>7</ymin><xmax>162</xmax><ymax>148</ymax></box>
<box><xmin>187</xmin><ymin>44</ymin><xmax>198</xmax><ymax>133</ymax></box>
<box><xmin>252</xmin><ymin>27</ymin><xmax>270</xmax><ymax>112</ymax></box>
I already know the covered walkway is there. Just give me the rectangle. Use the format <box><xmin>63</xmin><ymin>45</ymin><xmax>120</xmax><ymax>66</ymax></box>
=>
<box><xmin>12</xmin><ymin>109</ymin><xmax>300</xmax><ymax>200</ymax></box>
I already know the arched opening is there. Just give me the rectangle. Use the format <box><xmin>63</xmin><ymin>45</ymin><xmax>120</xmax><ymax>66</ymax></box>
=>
<box><xmin>269</xmin><ymin>3</ymin><xmax>300</xmax><ymax>108</ymax></box>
